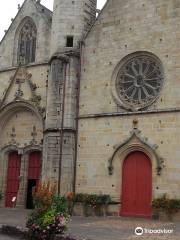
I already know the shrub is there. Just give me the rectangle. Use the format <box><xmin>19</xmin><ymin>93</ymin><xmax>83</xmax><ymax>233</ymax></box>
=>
<box><xmin>73</xmin><ymin>193</ymin><xmax>88</xmax><ymax>203</ymax></box>
<box><xmin>74</xmin><ymin>193</ymin><xmax>111</xmax><ymax>207</ymax></box>
<box><xmin>27</xmin><ymin>181</ymin><xmax>70</xmax><ymax>240</ymax></box>
<box><xmin>27</xmin><ymin>212</ymin><xmax>69</xmax><ymax>240</ymax></box>
<box><xmin>52</xmin><ymin>195</ymin><xmax>69</xmax><ymax>217</ymax></box>
<box><xmin>72</xmin><ymin>193</ymin><xmax>111</xmax><ymax>216</ymax></box>
<box><xmin>32</xmin><ymin>181</ymin><xmax>56</xmax><ymax>212</ymax></box>
<box><xmin>152</xmin><ymin>194</ymin><xmax>180</xmax><ymax>214</ymax></box>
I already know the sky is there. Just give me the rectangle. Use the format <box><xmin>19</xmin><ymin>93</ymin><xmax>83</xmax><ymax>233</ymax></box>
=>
<box><xmin>0</xmin><ymin>0</ymin><xmax>107</xmax><ymax>41</ymax></box>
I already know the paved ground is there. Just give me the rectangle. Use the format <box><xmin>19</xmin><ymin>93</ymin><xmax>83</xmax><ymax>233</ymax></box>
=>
<box><xmin>0</xmin><ymin>208</ymin><xmax>180</xmax><ymax>239</ymax></box>
<box><xmin>68</xmin><ymin>217</ymin><xmax>180</xmax><ymax>240</ymax></box>
<box><xmin>0</xmin><ymin>234</ymin><xmax>20</xmax><ymax>240</ymax></box>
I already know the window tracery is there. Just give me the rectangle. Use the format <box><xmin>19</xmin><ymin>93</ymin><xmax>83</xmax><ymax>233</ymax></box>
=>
<box><xmin>115</xmin><ymin>53</ymin><xmax>164</xmax><ymax>110</ymax></box>
<box><xmin>18</xmin><ymin>19</ymin><xmax>37</xmax><ymax>65</ymax></box>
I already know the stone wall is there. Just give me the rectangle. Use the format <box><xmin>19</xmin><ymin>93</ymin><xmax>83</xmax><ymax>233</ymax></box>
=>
<box><xmin>51</xmin><ymin>0</ymin><xmax>97</xmax><ymax>54</ymax></box>
<box><xmin>43</xmin><ymin>54</ymin><xmax>79</xmax><ymax>194</ymax></box>
<box><xmin>0</xmin><ymin>0</ymin><xmax>51</xmax><ymax>69</ymax></box>
<box><xmin>76</xmin><ymin>0</ymin><xmax>180</xmax><ymax>204</ymax></box>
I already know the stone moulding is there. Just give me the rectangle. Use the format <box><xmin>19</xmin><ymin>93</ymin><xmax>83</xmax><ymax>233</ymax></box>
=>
<box><xmin>0</xmin><ymin>65</ymin><xmax>45</xmax><ymax>119</ymax></box>
<box><xmin>108</xmin><ymin>128</ymin><xmax>164</xmax><ymax>176</ymax></box>
<box><xmin>1</xmin><ymin>143</ymin><xmax>42</xmax><ymax>155</ymax></box>
<box><xmin>50</xmin><ymin>48</ymin><xmax>80</xmax><ymax>64</ymax></box>
<box><xmin>0</xmin><ymin>100</ymin><xmax>44</xmax><ymax>124</ymax></box>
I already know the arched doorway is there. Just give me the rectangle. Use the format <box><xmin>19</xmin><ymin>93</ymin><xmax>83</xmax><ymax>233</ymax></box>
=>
<box><xmin>26</xmin><ymin>151</ymin><xmax>41</xmax><ymax>209</ymax></box>
<box><xmin>5</xmin><ymin>151</ymin><xmax>21</xmax><ymax>208</ymax></box>
<box><xmin>121</xmin><ymin>151</ymin><xmax>152</xmax><ymax>218</ymax></box>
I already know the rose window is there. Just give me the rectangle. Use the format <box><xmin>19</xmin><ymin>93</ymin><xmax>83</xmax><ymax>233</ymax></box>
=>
<box><xmin>116</xmin><ymin>54</ymin><xmax>164</xmax><ymax>110</ymax></box>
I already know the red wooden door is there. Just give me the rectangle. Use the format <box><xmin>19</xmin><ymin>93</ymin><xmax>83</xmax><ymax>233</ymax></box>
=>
<box><xmin>121</xmin><ymin>151</ymin><xmax>152</xmax><ymax>218</ymax></box>
<box><xmin>6</xmin><ymin>152</ymin><xmax>21</xmax><ymax>208</ymax></box>
<box><xmin>28</xmin><ymin>151</ymin><xmax>41</xmax><ymax>180</ymax></box>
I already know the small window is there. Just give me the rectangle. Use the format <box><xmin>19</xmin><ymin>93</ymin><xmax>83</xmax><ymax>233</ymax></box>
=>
<box><xmin>66</xmin><ymin>36</ymin><xmax>74</xmax><ymax>47</ymax></box>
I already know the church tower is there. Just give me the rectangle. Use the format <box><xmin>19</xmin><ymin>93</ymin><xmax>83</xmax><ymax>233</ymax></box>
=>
<box><xmin>43</xmin><ymin>0</ymin><xmax>97</xmax><ymax>194</ymax></box>
<box><xmin>50</xmin><ymin>0</ymin><xmax>97</xmax><ymax>54</ymax></box>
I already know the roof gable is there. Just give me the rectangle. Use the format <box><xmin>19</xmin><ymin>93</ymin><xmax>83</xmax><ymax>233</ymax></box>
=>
<box><xmin>0</xmin><ymin>0</ymin><xmax>52</xmax><ymax>44</ymax></box>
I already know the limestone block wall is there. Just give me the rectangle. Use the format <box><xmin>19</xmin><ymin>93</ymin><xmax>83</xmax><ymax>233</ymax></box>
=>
<box><xmin>43</xmin><ymin>54</ymin><xmax>79</xmax><ymax>194</ymax></box>
<box><xmin>0</xmin><ymin>0</ymin><xmax>51</xmax><ymax>69</ymax></box>
<box><xmin>0</xmin><ymin>62</ymin><xmax>47</xmax><ymax>207</ymax></box>
<box><xmin>80</xmin><ymin>0</ymin><xmax>180</xmax><ymax>116</ymax></box>
<box><xmin>51</xmin><ymin>0</ymin><xmax>97</xmax><ymax>54</ymax></box>
<box><xmin>0</xmin><ymin>109</ymin><xmax>43</xmax><ymax>147</ymax></box>
<box><xmin>0</xmin><ymin>107</ymin><xmax>43</xmax><ymax>207</ymax></box>
<box><xmin>76</xmin><ymin>0</ymin><xmax>180</xmax><ymax>202</ymax></box>
<box><xmin>0</xmin><ymin>64</ymin><xmax>48</xmax><ymax>109</ymax></box>
<box><xmin>42</xmin><ymin>131</ymin><xmax>76</xmax><ymax>194</ymax></box>
<box><xmin>76</xmin><ymin>112</ymin><xmax>180</xmax><ymax>201</ymax></box>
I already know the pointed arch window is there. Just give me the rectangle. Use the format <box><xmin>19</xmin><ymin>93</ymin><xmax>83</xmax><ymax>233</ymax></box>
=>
<box><xmin>18</xmin><ymin>19</ymin><xmax>37</xmax><ymax>65</ymax></box>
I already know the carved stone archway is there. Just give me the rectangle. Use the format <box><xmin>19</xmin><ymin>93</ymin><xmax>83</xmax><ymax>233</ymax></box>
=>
<box><xmin>108</xmin><ymin>128</ymin><xmax>164</xmax><ymax>176</ymax></box>
<box><xmin>0</xmin><ymin>101</ymin><xmax>43</xmax><ymax>208</ymax></box>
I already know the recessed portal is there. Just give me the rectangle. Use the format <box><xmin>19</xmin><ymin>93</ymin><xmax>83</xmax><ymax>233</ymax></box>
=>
<box><xmin>6</xmin><ymin>152</ymin><xmax>21</xmax><ymax>208</ymax></box>
<box><xmin>121</xmin><ymin>151</ymin><xmax>152</xmax><ymax>218</ymax></box>
<box><xmin>26</xmin><ymin>151</ymin><xmax>41</xmax><ymax>209</ymax></box>
<box><xmin>26</xmin><ymin>179</ymin><xmax>37</xmax><ymax>209</ymax></box>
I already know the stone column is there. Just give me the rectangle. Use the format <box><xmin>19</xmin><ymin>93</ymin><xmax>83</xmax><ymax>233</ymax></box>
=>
<box><xmin>43</xmin><ymin>52</ymin><xmax>79</xmax><ymax>194</ymax></box>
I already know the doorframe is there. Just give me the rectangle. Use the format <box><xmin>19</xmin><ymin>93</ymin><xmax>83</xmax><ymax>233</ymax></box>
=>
<box><xmin>118</xmin><ymin>144</ymin><xmax>156</xmax><ymax>216</ymax></box>
<box><xmin>24</xmin><ymin>147</ymin><xmax>42</xmax><ymax>209</ymax></box>
<box><xmin>1</xmin><ymin>145</ymin><xmax>22</xmax><ymax>207</ymax></box>
<box><xmin>111</xmin><ymin>136</ymin><xmax>159</xmax><ymax>215</ymax></box>
<box><xmin>0</xmin><ymin>145</ymin><xmax>42</xmax><ymax>208</ymax></box>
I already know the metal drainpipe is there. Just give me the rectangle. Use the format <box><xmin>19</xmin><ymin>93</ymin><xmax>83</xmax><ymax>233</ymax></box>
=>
<box><xmin>73</xmin><ymin>41</ymin><xmax>84</xmax><ymax>193</ymax></box>
<box><xmin>58</xmin><ymin>61</ymin><xmax>67</xmax><ymax>195</ymax></box>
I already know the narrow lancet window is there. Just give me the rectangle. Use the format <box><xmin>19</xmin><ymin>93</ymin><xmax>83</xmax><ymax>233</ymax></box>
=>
<box><xmin>18</xmin><ymin>19</ymin><xmax>37</xmax><ymax>65</ymax></box>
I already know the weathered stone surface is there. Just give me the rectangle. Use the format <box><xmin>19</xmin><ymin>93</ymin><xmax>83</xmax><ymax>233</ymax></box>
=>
<box><xmin>76</xmin><ymin>0</ymin><xmax>180</xmax><ymax>205</ymax></box>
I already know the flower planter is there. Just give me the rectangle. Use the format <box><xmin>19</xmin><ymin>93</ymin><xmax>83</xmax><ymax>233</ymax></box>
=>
<box><xmin>73</xmin><ymin>202</ymin><xmax>120</xmax><ymax>217</ymax></box>
<box><xmin>73</xmin><ymin>202</ymin><xmax>84</xmax><ymax>216</ymax></box>
<box><xmin>152</xmin><ymin>209</ymin><xmax>180</xmax><ymax>221</ymax></box>
<box><xmin>83</xmin><ymin>205</ymin><xmax>96</xmax><ymax>217</ymax></box>
<box><xmin>73</xmin><ymin>202</ymin><xmax>108</xmax><ymax>217</ymax></box>
<box><xmin>172</xmin><ymin>210</ymin><xmax>180</xmax><ymax>221</ymax></box>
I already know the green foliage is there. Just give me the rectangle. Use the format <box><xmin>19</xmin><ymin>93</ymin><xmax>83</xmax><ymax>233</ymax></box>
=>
<box><xmin>152</xmin><ymin>194</ymin><xmax>180</xmax><ymax>214</ymax></box>
<box><xmin>42</xmin><ymin>209</ymin><xmax>56</xmax><ymax>226</ymax></box>
<box><xmin>73</xmin><ymin>193</ymin><xmax>87</xmax><ymax>203</ymax></box>
<box><xmin>27</xmin><ymin>182</ymin><xmax>70</xmax><ymax>240</ymax></box>
<box><xmin>74</xmin><ymin>193</ymin><xmax>111</xmax><ymax>207</ymax></box>
<box><xmin>52</xmin><ymin>195</ymin><xmax>69</xmax><ymax>217</ymax></box>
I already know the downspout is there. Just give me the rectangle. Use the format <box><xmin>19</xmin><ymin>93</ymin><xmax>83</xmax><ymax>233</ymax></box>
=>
<box><xmin>73</xmin><ymin>41</ymin><xmax>84</xmax><ymax>193</ymax></box>
<box><xmin>58</xmin><ymin>61</ymin><xmax>67</xmax><ymax>195</ymax></box>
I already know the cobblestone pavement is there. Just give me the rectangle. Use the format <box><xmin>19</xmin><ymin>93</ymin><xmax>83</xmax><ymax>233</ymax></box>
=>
<box><xmin>0</xmin><ymin>209</ymin><xmax>180</xmax><ymax>239</ymax></box>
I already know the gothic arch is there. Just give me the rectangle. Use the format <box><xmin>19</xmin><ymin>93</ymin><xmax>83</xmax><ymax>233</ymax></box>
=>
<box><xmin>23</xmin><ymin>145</ymin><xmax>42</xmax><ymax>154</ymax></box>
<box><xmin>108</xmin><ymin>128</ymin><xmax>164</xmax><ymax>176</ymax></box>
<box><xmin>0</xmin><ymin>101</ymin><xmax>43</xmax><ymax>208</ymax></box>
<box><xmin>0</xmin><ymin>100</ymin><xmax>43</xmax><ymax>150</ymax></box>
<box><xmin>0</xmin><ymin>100</ymin><xmax>43</xmax><ymax>129</ymax></box>
<box><xmin>13</xmin><ymin>17</ymin><xmax>37</xmax><ymax>66</ymax></box>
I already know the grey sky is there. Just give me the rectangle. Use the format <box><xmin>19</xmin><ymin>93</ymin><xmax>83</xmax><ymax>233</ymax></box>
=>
<box><xmin>0</xmin><ymin>0</ymin><xmax>106</xmax><ymax>41</ymax></box>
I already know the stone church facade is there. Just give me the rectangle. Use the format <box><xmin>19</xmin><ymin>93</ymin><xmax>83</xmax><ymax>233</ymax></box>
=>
<box><xmin>0</xmin><ymin>0</ymin><xmax>180</xmax><ymax>217</ymax></box>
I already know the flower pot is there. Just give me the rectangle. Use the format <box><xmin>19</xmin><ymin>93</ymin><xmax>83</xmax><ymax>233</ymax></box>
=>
<box><xmin>83</xmin><ymin>205</ymin><xmax>95</xmax><ymax>217</ymax></box>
